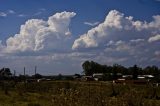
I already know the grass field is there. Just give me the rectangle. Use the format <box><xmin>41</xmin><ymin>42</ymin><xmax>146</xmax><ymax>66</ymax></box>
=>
<box><xmin>0</xmin><ymin>81</ymin><xmax>160</xmax><ymax>106</ymax></box>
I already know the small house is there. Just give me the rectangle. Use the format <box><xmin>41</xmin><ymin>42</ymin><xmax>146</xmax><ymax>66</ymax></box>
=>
<box><xmin>92</xmin><ymin>73</ymin><xmax>104</xmax><ymax>81</ymax></box>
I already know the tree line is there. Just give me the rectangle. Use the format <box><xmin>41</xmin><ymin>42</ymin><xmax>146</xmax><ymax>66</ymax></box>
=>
<box><xmin>82</xmin><ymin>61</ymin><xmax>160</xmax><ymax>80</ymax></box>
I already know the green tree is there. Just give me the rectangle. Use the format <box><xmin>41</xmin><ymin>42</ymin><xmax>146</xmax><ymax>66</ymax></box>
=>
<box><xmin>82</xmin><ymin>61</ymin><xmax>104</xmax><ymax>75</ymax></box>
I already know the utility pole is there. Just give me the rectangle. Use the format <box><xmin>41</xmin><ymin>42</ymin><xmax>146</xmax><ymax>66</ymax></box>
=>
<box><xmin>14</xmin><ymin>70</ymin><xmax>16</xmax><ymax>77</ymax></box>
<box><xmin>35</xmin><ymin>66</ymin><xmax>37</xmax><ymax>75</ymax></box>
<box><xmin>24</xmin><ymin>67</ymin><xmax>25</xmax><ymax>76</ymax></box>
<box><xmin>24</xmin><ymin>67</ymin><xmax>26</xmax><ymax>83</ymax></box>
<box><xmin>35</xmin><ymin>66</ymin><xmax>37</xmax><ymax>79</ymax></box>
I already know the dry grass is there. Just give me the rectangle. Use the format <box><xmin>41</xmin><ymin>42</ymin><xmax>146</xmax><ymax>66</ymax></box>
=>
<box><xmin>0</xmin><ymin>81</ymin><xmax>160</xmax><ymax>106</ymax></box>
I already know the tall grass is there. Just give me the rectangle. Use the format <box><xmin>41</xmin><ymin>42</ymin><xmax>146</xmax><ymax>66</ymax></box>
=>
<box><xmin>0</xmin><ymin>81</ymin><xmax>160</xmax><ymax>106</ymax></box>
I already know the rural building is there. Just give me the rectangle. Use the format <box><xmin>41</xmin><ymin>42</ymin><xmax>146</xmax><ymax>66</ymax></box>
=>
<box><xmin>81</xmin><ymin>76</ymin><xmax>93</xmax><ymax>81</ymax></box>
<box><xmin>92</xmin><ymin>73</ymin><xmax>104</xmax><ymax>81</ymax></box>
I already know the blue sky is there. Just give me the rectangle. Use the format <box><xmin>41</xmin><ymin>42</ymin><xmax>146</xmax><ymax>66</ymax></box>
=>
<box><xmin>0</xmin><ymin>0</ymin><xmax>160</xmax><ymax>75</ymax></box>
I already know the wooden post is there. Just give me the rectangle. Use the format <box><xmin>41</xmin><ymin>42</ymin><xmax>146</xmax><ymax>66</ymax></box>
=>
<box><xmin>24</xmin><ymin>67</ymin><xmax>26</xmax><ymax>83</ymax></box>
<box><xmin>14</xmin><ymin>70</ymin><xmax>16</xmax><ymax>77</ymax></box>
<box><xmin>24</xmin><ymin>67</ymin><xmax>25</xmax><ymax>76</ymax></box>
<box><xmin>35</xmin><ymin>66</ymin><xmax>37</xmax><ymax>75</ymax></box>
<box><xmin>35</xmin><ymin>66</ymin><xmax>37</xmax><ymax>80</ymax></box>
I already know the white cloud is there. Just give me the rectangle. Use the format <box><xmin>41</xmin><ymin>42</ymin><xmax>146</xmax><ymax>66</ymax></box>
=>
<box><xmin>0</xmin><ymin>40</ymin><xmax>5</xmax><ymax>50</ymax></box>
<box><xmin>72</xmin><ymin>10</ymin><xmax>131</xmax><ymax>49</ymax></box>
<box><xmin>84</xmin><ymin>21</ymin><xmax>99</xmax><ymax>26</ymax></box>
<box><xmin>33</xmin><ymin>9</ymin><xmax>46</xmax><ymax>16</ymax></box>
<box><xmin>0</xmin><ymin>41</ymin><xmax>6</xmax><ymax>56</ymax></box>
<box><xmin>104</xmin><ymin>39</ymin><xmax>146</xmax><ymax>57</ymax></box>
<box><xmin>111</xmin><ymin>40</ymin><xmax>130</xmax><ymax>51</ymax></box>
<box><xmin>48</xmin><ymin>11</ymin><xmax>76</xmax><ymax>34</ymax></box>
<box><xmin>72</xmin><ymin>10</ymin><xmax>160</xmax><ymax>50</ymax></box>
<box><xmin>8</xmin><ymin>10</ymin><xmax>15</xmax><ymax>14</ymax></box>
<box><xmin>18</xmin><ymin>14</ymin><xmax>27</xmax><ymax>17</ymax></box>
<box><xmin>130</xmin><ymin>39</ymin><xmax>145</xmax><ymax>43</ymax></box>
<box><xmin>105</xmin><ymin>40</ymin><xmax>131</xmax><ymax>54</ymax></box>
<box><xmin>5</xmin><ymin>11</ymin><xmax>76</xmax><ymax>53</ymax></box>
<box><xmin>34</xmin><ymin>12</ymin><xmax>42</xmax><ymax>16</ymax></box>
<box><xmin>148</xmin><ymin>34</ymin><xmax>160</xmax><ymax>42</ymax></box>
<box><xmin>0</xmin><ymin>12</ymin><xmax>7</xmax><ymax>17</ymax></box>
<box><xmin>0</xmin><ymin>10</ymin><xmax>159</xmax><ymax>74</ymax></box>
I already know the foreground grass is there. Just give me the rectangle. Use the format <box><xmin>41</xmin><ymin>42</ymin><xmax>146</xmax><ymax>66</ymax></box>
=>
<box><xmin>0</xmin><ymin>81</ymin><xmax>160</xmax><ymax>106</ymax></box>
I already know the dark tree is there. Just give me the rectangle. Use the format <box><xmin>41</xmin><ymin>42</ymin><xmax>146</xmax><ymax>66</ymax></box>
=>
<box><xmin>82</xmin><ymin>60</ymin><xmax>160</xmax><ymax>81</ymax></box>
<box><xmin>82</xmin><ymin>61</ymin><xmax>104</xmax><ymax>75</ymax></box>
<box><xmin>129</xmin><ymin>65</ymin><xmax>139</xmax><ymax>80</ymax></box>
<box><xmin>82</xmin><ymin>61</ymin><xmax>92</xmax><ymax>75</ymax></box>
<box><xmin>143</xmin><ymin>66</ymin><xmax>159</xmax><ymax>76</ymax></box>
<box><xmin>56</xmin><ymin>74</ymin><xmax>62</xmax><ymax>80</ymax></box>
<box><xmin>32</xmin><ymin>73</ymin><xmax>42</xmax><ymax>79</ymax></box>
<box><xmin>112</xmin><ymin>64</ymin><xmax>118</xmax><ymax>80</ymax></box>
<box><xmin>74</xmin><ymin>74</ymin><xmax>81</xmax><ymax>78</ymax></box>
<box><xmin>0</xmin><ymin>68</ymin><xmax>12</xmax><ymax>79</ymax></box>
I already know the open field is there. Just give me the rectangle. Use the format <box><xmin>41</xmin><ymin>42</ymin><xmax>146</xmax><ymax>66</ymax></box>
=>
<box><xmin>0</xmin><ymin>81</ymin><xmax>160</xmax><ymax>106</ymax></box>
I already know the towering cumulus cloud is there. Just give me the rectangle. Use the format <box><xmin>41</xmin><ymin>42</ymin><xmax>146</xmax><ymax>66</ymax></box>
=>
<box><xmin>5</xmin><ymin>11</ymin><xmax>76</xmax><ymax>53</ymax></box>
<box><xmin>72</xmin><ymin>10</ymin><xmax>160</xmax><ymax>50</ymax></box>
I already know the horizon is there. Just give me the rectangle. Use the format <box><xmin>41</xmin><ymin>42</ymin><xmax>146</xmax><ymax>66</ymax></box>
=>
<box><xmin>0</xmin><ymin>0</ymin><xmax>160</xmax><ymax>75</ymax></box>
<box><xmin>1</xmin><ymin>61</ymin><xmax>160</xmax><ymax>76</ymax></box>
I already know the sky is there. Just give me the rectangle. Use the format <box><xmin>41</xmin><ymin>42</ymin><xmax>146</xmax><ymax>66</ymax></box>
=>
<box><xmin>0</xmin><ymin>0</ymin><xmax>160</xmax><ymax>75</ymax></box>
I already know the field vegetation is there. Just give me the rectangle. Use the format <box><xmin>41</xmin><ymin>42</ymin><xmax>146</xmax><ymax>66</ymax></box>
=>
<box><xmin>0</xmin><ymin>61</ymin><xmax>160</xmax><ymax>106</ymax></box>
<box><xmin>0</xmin><ymin>80</ymin><xmax>160</xmax><ymax>106</ymax></box>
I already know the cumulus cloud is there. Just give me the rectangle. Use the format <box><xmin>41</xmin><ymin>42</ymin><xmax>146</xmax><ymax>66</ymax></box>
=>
<box><xmin>5</xmin><ymin>11</ymin><xmax>76</xmax><ymax>53</ymax></box>
<box><xmin>84</xmin><ymin>21</ymin><xmax>99</xmax><ymax>26</ymax></box>
<box><xmin>105</xmin><ymin>40</ymin><xmax>131</xmax><ymax>52</ymax></box>
<box><xmin>72</xmin><ymin>10</ymin><xmax>160</xmax><ymax>50</ymax></box>
<box><xmin>105</xmin><ymin>39</ymin><xmax>146</xmax><ymax>56</ymax></box>
<box><xmin>71</xmin><ymin>10</ymin><xmax>160</xmax><ymax>67</ymax></box>
<box><xmin>148</xmin><ymin>34</ymin><xmax>160</xmax><ymax>42</ymax></box>
<box><xmin>0</xmin><ymin>10</ymin><xmax>159</xmax><ymax>74</ymax></box>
